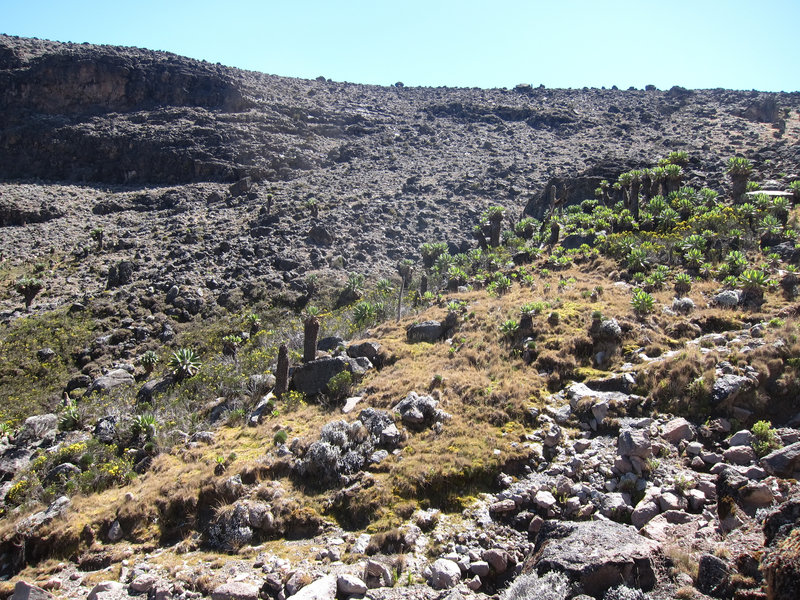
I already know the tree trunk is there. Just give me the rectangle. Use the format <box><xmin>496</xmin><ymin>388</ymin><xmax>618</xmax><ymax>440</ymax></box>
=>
<box><xmin>630</xmin><ymin>180</ymin><xmax>640</xmax><ymax>221</ymax></box>
<box><xmin>731</xmin><ymin>176</ymin><xmax>747</xmax><ymax>203</ymax></box>
<box><xmin>303</xmin><ymin>317</ymin><xmax>319</xmax><ymax>363</ymax></box>
<box><xmin>274</xmin><ymin>344</ymin><xmax>289</xmax><ymax>397</ymax></box>
<box><xmin>489</xmin><ymin>217</ymin><xmax>502</xmax><ymax>248</ymax></box>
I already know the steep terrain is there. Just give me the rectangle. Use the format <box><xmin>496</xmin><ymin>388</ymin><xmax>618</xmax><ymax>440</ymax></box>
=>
<box><xmin>1</xmin><ymin>35</ymin><xmax>800</xmax><ymax>319</ymax></box>
<box><xmin>1</xmin><ymin>34</ymin><xmax>800</xmax><ymax>600</ymax></box>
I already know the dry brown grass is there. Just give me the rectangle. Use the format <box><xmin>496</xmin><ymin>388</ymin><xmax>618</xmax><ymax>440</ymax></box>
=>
<box><xmin>5</xmin><ymin>258</ymin><xmax>800</xmax><ymax>573</ymax></box>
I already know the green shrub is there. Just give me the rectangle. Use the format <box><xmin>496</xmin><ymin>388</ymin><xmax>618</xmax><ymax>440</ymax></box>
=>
<box><xmin>631</xmin><ymin>289</ymin><xmax>655</xmax><ymax>314</ymax></box>
<box><xmin>274</xmin><ymin>429</ymin><xmax>289</xmax><ymax>445</ymax></box>
<box><xmin>132</xmin><ymin>413</ymin><xmax>157</xmax><ymax>439</ymax></box>
<box><xmin>751</xmin><ymin>420</ymin><xmax>782</xmax><ymax>457</ymax></box>
<box><xmin>169</xmin><ymin>348</ymin><xmax>202</xmax><ymax>380</ymax></box>
<box><xmin>14</xmin><ymin>276</ymin><xmax>43</xmax><ymax>311</ymax></box>
<box><xmin>674</xmin><ymin>273</ymin><xmax>692</xmax><ymax>296</ymax></box>
<box><xmin>499</xmin><ymin>319</ymin><xmax>519</xmax><ymax>340</ymax></box>
<box><xmin>140</xmin><ymin>350</ymin><xmax>159</xmax><ymax>374</ymax></box>
<box><xmin>487</xmin><ymin>274</ymin><xmax>512</xmax><ymax>296</ymax></box>
<box><xmin>353</xmin><ymin>301</ymin><xmax>377</xmax><ymax>327</ymax></box>
<box><xmin>326</xmin><ymin>371</ymin><xmax>353</xmax><ymax>403</ymax></box>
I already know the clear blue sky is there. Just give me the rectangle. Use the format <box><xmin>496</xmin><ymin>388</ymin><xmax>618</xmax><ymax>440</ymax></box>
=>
<box><xmin>2</xmin><ymin>0</ymin><xmax>798</xmax><ymax>91</ymax></box>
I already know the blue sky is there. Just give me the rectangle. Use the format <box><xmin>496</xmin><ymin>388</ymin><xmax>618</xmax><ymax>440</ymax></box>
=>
<box><xmin>2</xmin><ymin>0</ymin><xmax>798</xmax><ymax>91</ymax></box>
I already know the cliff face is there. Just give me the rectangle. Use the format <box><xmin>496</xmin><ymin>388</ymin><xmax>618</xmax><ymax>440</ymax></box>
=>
<box><xmin>1</xmin><ymin>34</ymin><xmax>798</xmax><ymax>188</ymax></box>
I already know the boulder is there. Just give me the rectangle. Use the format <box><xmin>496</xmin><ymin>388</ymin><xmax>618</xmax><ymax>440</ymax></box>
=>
<box><xmin>711</xmin><ymin>374</ymin><xmax>752</xmax><ymax>407</ymax></box>
<box><xmin>617</xmin><ymin>428</ymin><xmax>652</xmax><ymax>459</ymax></box>
<box><xmin>16</xmin><ymin>414</ymin><xmax>58</xmax><ymax>445</ymax></box>
<box><xmin>0</xmin><ymin>446</ymin><xmax>35</xmax><ymax>480</ymax></box>
<box><xmin>672</xmin><ymin>297</ymin><xmax>695</xmax><ymax>314</ymax></box>
<box><xmin>291</xmin><ymin>576</ymin><xmax>336</xmax><ymax>600</ymax></box>
<box><xmin>524</xmin><ymin>520</ymin><xmax>663</xmax><ymax>597</ymax></box>
<box><xmin>88</xmin><ymin>369</ymin><xmax>135</xmax><ymax>394</ymax></box>
<box><xmin>761</xmin><ymin>442</ymin><xmax>800</xmax><ymax>477</ymax></box>
<box><xmin>728</xmin><ymin>430</ymin><xmax>752</xmax><ymax>446</ymax></box>
<box><xmin>429</xmin><ymin>558</ymin><xmax>461</xmax><ymax>589</ymax></box>
<box><xmin>364</xmin><ymin>560</ymin><xmax>393</xmax><ymax>589</ymax></box>
<box><xmin>696</xmin><ymin>554</ymin><xmax>731</xmax><ymax>598</ymax></box>
<box><xmin>712</xmin><ymin>290</ymin><xmax>741</xmax><ymax>307</ymax></box>
<box><xmin>406</xmin><ymin>320</ymin><xmax>446</xmax><ymax>343</ymax></box>
<box><xmin>86</xmin><ymin>581</ymin><xmax>125</xmax><ymax>600</ymax></box>
<box><xmin>337</xmin><ymin>574</ymin><xmax>367</xmax><ymax>596</ymax></box>
<box><xmin>483</xmin><ymin>548</ymin><xmax>510</xmax><ymax>574</ymax></box>
<box><xmin>43</xmin><ymin>462</ymin><xmax>80</xmax><ymax>484</ymax></box>
<box><xmin>318</xmin><ymin>336</ymin><xmax>345</xmax><ymax>352</ymax></box>
<box><xmin>136</xmin><ymin>376</ymin><xmax>174</xmax><ymax>404</ymax></box>
<box><xmin>723</xmin><ymin>445</ymin><xmax>756</xmax><ymax>465</ymax></box>
<box><xmin>292</xmin><ymin>356</ymin><xmax>353</xmax><ymax>397</ymax></box>
<box><xmin>207</xmin><ymin>502</ymin><xmax>253</xmax><ymax>551</ymax></box>
<box><xmin>347</xmin><ymin>341</ymin><xmax>382</xmax><ymax>365</ymax></box>
<box><xmin>393</xmin><ymin>392</ymin><xmax>450</xmax><ymax>429</ymax></box>
<box><xmin>10</xmin><ymin>581</ymin><xmax>53</xmax><ymax>600</ymax></box>
<box><xmin>93</xmin><ymin>417</ymin><xmax>118</xmax><ymax>443</ymax></box>
<box><xmin>631</xmin><ymin>501</ymin><xmax>660</xmax><ymax>529</ymax></box>
<box><xmin>211</xmin><ymin>581</ymin><xmax>260</xmax><ymax>600</ymax></box>
<box><xmin>661</xmin><ymin>418</ymin><xmax>694</xmax><ymax>445</ymax></box>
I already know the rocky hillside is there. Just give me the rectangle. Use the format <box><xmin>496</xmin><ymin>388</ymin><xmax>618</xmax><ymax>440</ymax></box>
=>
<box><xmin>2</xmin><ymin>34</ymin><xmax>800</xmax><ymax>600</ymax></box>
<box><xmin>1</xmin><ymin>35</ymin><xmax>800</xmax><ymax>318</ymax></box>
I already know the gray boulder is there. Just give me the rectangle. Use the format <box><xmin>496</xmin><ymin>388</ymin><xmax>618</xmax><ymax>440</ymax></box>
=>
<box><xmin>137</xmin><ymin>376</ymin><xmax>174</xmax><ymax>404</ymax></box>
<box><xmin>292</xmin><ymin>356</ymin><xmax>368</xmax><ymax>397</ymax></box>
<box><xmin>207</xmin><ymin>502</ymin><xmax>254</xmax><ymax>551</ymax></box>
<box><xmin>429</xmin><ymin>558</ymin><xmax>461</xmax><ymax>589</ymax></box>
<box><xmin>393</xmin><ymin>391</ymin><xmax>450</xmax><ymax>429</ymax></box>
<box><xmin>661</xmin><ymin>418</ymin><xmax>694</xmax><ymax>445</ymax></box>
<box><xmin>525</xmin><ymin>520</ymin><xmax>663</xmax><ymax>597</ymax></box>
<box><xmin>10</xmin><ymin>581</ymin><xmax>53</xmax><ymax>600</ymax></box>
<box><xmin>291</xmin><ymin>576</ymin><xmax>336</xmax><ymax>600</ymax></box>
<box><xmin>761</xmin><ymin>442</ymin><xmax>800</xmax><ymax>477</ymax></box>
<box><xmin>44</xmin><ymin>462</ymin><xmax>80</xmax><ymax>483</ymax></box>
<box><xmin>617</xmin><ymin>428</ymin><xmax>652</xmax><ymax>459</ymax></box>
<box><xmin>86</xmin><ymin>581</ymin><xmax>124</xmax><ymax>600</ymax></box>
<box><xmin>292</xmin><ymin>357</ymin><xmax>346</xmax><ymax>395</ymax></box>
<box><xmin>672</xmin><ymin>297</ymin><xmax>695</xmax><ymax>314</ymax></box>
<box><xmin>712</xmin><ymin>290</ymin><xmax>741</xmax><ymax>307</ymax></box>
<box><xmin>88</xmin><ymin>369</ymin><xmax>135</xmax><ymax>395</ymax></box>
<box><xmin>711</xmin><ymin>374</ymin><xmax>752</xmax><ymax>407</ymax></box>
<box><xmin>347</xmin><ymin>341</ymin><xmax>382</xmax><ymax>365</ymax></box>
<box><xmin>696</xmin><ymin>554</ymin><xmax>731</xmax><ymax>597</ymax></box>
<box><xmin>211</xmin><ymin>581</ymin><xmax>260</xmax><ymax>600</ymax></box>
<box><xmin>591</xmin><ymin>318</ymin><xmax>622</xmax><ymax>342</ymax></box>
<box><xmin>16</xmin><ymin>414</ymin><xmax>58</xmax><ymax>445</ymax></box>
<box><xmin>93</xmin><ymin>416</ymin><xmax>117</xmax><ymax>443</ymax></box>
<box><xmin>364</xmin><ymin>560</ymin><xmax>393</xmax><ymax>588</ymax></box>
<box><xmin>406</xmin><ymin>320</ymin><xmax>446</xmax><ymax>343</ymax></box>
<box><xmin>317</xmin><ymin>336</ymin><xmax>345</xmax><ymax>352</ymax></box>
<box><xmin>337</xmin><ymin>574</ymin><xmax>367</xmax><ymax>596</ymax></box>
<box><xmin>17</xmin><ymin>496</ymin><xmax>70</xmax><ymax>533</ymax></box>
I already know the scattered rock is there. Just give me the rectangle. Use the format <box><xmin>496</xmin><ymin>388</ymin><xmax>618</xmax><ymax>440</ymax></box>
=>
<box><xmin>10</xmin><ymin>581</ymin><xmax>53</xmax><ymax>600</ymax></box>
<box><xmin>211</xmin><ymin>581</ymin><xmax>260</xmax><ymax>600</ymax></box>
<box><xmin>86</xmin><ymin>581</ymin><xmax>125</xmax><ymax>600</ymax></box>
<box><xmin>696</xmin><ymin>554</ymin><xmax>731</xmax><ymax>598</ymax></box>
<box><xmin>762</xmin><ymin>442</ymin><xmax>800</xmax><ymax>477</ymax></box>
<box><xmin>525</xmin><ymin>519</ymin><xmax>663</xmax><ymax>597</ymax></box>
<box><xmin>429</xmin><ymin>559</ymin><xmax>461</xmax><ymax>590</ymax></box>
<box><xmin>291</xmin><ymin>575</ymin><xmax>336</xmax><ymax>600</ymax></box>
<box><xmin>88</xmin><ymin>369</ymin><xmax>135</xmax><ymax>395</ymax></box>
<box><xmin>336</xmin><ymin>574</ymin><xmax>367</xmax><ymax>596</ymax></box>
